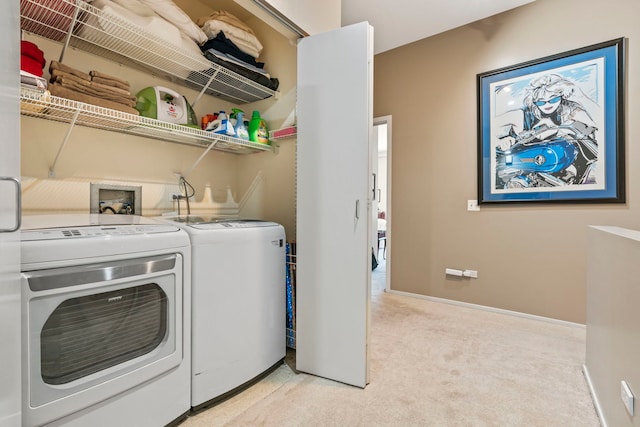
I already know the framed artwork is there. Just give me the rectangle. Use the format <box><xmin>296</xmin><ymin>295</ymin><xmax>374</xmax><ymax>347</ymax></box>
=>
<box><xmin>477</xmin><ymin>38</ymin><xmax>625</xmax><ymax>204</ymax></box>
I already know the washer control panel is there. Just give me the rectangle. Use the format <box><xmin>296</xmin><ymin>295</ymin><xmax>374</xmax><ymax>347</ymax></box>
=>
<box><xmin>190</xmin><ymin>220</ymin><xmax>279</xmax><ymax>230</ymax></box>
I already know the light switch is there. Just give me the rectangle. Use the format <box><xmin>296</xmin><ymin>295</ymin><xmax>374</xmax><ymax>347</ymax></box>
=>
<box><xmin>621</xmin><ymin>380</ymin><xmax>634</xmax><ymax>416</ymax></box>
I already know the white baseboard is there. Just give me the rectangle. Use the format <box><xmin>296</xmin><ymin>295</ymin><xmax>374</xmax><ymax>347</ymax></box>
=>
<box><xmin>582</xmin><ymin>364</ymin><xmax>607</xmax><ymax>427</ymax></box>
<box><xmin>385</xmin><ymin>289</ymin><xmax>585</xmax><ymax>328</ymax></box>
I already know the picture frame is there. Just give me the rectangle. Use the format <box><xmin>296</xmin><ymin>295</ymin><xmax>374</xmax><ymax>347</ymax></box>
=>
<box><xmin>477</xmin><ymin>38</ymin><xmax>625</xmax><ymax>204</ymax></box>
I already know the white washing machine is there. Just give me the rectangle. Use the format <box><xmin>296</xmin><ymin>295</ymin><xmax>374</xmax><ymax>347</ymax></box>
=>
<box><xmin>20</xmin><ymin>214</ymin><xmax>191</xmax><ymax>427</ymax></box>
<box><xmin>158</xmin><ymin>215</ymin><xmax>285</xmax><ymax>410</ymax></box>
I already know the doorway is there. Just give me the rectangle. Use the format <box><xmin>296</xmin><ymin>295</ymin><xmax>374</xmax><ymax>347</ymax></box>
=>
<box><xmin>372</xmin><ymin>116</ymin><xmax>391</xmax><ymax>294</ymax></box>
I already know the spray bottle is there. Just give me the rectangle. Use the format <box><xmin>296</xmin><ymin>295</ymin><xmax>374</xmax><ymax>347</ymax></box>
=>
<box><xmin>231</xmin><ymin>108</ymin><xmax>249</xmax><ymax>140</ymax></box>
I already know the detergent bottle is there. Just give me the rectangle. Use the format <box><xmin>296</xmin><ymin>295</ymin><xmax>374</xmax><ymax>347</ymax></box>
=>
<box><xmin>232</xmin><ymin>108</ymin><xmax>249</xmax><ymax>140</ymax></box>
<box><xmin>214</xmin><ymin>110</ymin><xmax>235</xmax><ymax>136</ymax></box>
<box><xmin>204</xmin><ymin>113</ymin><xmax>221</xmax><ymax>132</ymax></box>
<box><xmin>248</xmin><ymin>110</ymin><xmax>269</xmax><ymax>144</ymax></box>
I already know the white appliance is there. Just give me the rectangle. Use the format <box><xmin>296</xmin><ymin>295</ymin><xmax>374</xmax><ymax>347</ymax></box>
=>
<box><xmin>20</xmin><ymin>214</ymin><xmax>191</xmax><ymax>427</ymax></box>
<box><xmin>158</xmin><ymin>215</ymin><xmax>285</xmax><ymax>410</ymax></box>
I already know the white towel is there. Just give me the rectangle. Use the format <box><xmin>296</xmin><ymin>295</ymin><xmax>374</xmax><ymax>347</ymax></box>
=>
<box><xmin>201</xmin><ymin>19</ymin><xmax>263</xmax><ymax>58</ymax></box>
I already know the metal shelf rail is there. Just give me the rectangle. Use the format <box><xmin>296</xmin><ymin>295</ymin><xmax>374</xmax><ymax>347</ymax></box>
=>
<box><xmin>20</xmin><ymin>0</ymin><xmax>278</xmax><ymax>105</ymax></box>
<box><xmin>20</xmin><ymin>86</ymin><xmax>272</xmax><ymax>177</ymax></box>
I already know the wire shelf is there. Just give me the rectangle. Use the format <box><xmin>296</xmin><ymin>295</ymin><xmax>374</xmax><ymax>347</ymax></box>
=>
<box><xmin>21</xmin><ymin>86</ymin><xmax>273</xmax><ymax>154</ymax></box>
<box><xmin>20</xmin><ymin>0</ymin><xmax>278</xmax><ymax>104</ymax></box>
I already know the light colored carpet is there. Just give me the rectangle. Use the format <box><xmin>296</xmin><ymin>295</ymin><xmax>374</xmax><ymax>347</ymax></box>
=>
<box><xmin>182</xmin><ymin>261</ymin><xmax>598</xmax><ymax>426</ymax></box>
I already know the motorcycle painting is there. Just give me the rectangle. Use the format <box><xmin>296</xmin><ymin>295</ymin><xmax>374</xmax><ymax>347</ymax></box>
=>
<box><xmin>477</xmin><ymin>38</ymin><xmax>625</xmax><ymax>203</ymax></box>
<box><xmin>495</xmin><ymin>122</ymin><xmax>598</xmax><ymax>189</ymax></box>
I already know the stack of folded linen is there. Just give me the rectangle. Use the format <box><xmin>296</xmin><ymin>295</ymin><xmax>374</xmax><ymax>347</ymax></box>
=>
<box><xmin>196</xmin><ymin>11</ymin><xmax>278</xmax><ymax>91</ymax></box>
<box><xmin>21</xmin><ymin>41</ymin><xmax>46</xmax><ymax>77</ymax></box>
<box><xmin>48</xmin><ymin>60</ymin><xmax>140</xmax><ymax>115</ymax></box>
<box><xmin>197</xmin><ymin>11</ymin><xmax>263</xmax><ymax>66</ymax></box>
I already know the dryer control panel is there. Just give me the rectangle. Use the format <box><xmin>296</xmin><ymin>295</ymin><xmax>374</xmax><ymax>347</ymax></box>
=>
<box><xmin>21</xmin><ymin>225</ymin><xmax>181</xmax><ymax>241</ymax></box>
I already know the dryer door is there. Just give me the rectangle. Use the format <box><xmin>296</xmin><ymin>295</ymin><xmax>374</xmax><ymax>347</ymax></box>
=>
<box><xmin>23</xmin><ymin>253</ymin><xmax>183</xmax><ymax>427</ymax></box>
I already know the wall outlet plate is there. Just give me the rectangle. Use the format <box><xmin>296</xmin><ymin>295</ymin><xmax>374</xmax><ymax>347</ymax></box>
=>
<box><xmin>463</xmin><ymin>269</ymin><xmax>478</xmax><ymax>278</ymax></box>
<box><xmin>467</xmin><ymin>199</ymin><xmax>480</xmax><ymax>211</ymax></box>
<box><xmin>168</xmin><ymin>192</ymin><xmax>182</xmax><ymax>202</ymax></box>
<box><xmin>621</xmin><ymin>380</ymin><xmax>634</xmax><ymax>416</ymax></box>
<box><xmin>445</xmin><ymin>268</ymin><xmax>463</xmax><ymax>276</ymax></box>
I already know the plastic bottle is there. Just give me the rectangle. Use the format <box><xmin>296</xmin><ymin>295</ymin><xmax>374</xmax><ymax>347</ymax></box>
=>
<box><xmin>201</xmin><ymin>113</ymin><xmax>217</xmax><ymax>130</ymax></box>
<box><xmin>234</xmin><ymin>110</ymin><xmax>249</xmax><ymax>140</ymax></box>
<box><xmin>204</xmin><ymin>116</ymin><xmax>221</xmax><ymax>132</ymax></box>
<box><xmin>248</xmin><ymin>110</ymin><xmax>269</xmax><ymax>145</ymax></box>
<box><xmin>214</xmin><ymin>110</ymin><xmax>235</xmax><ymax>136</ymax></box>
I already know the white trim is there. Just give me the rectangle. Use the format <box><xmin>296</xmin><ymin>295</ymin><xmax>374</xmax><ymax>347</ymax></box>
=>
<box><xmin>386</xmin><ymin>289</ymin><xmax>585</xmax><ymax>328</ymax></box>
<box><xmin>582</xmin><ymin>365</ymin><xmax>608</xmax><ymax>427</ymax></box>
<box><xmin>233</xmin><ymin>0</ymin><xmax>308</xmax><ymax>39</ymax></box>
<box><xmin>373</xmin><ymin>116</ymin><xmax>392</xmax><ymax>294</ymax></box>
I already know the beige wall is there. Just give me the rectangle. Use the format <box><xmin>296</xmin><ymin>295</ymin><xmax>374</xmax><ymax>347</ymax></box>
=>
<box><xmin>585</xmin><ymin>226</ymin><xmax>640</xmax><ymax>426</ymax></box>
<box><xmin>374</xmin><ymin>0</ymin><xmax>640</xmax><ymax>323</ymax></box>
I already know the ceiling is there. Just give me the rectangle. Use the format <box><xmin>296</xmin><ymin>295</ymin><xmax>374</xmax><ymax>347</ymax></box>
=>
<box><xmin>341</xmin><ymin>0</ymin><xmax>535</xmax><ymax>54</ymax></box>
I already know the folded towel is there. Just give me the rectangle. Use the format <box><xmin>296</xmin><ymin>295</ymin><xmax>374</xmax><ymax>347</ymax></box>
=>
<box><xmin>89</xmin><ymin>69</ymin><xmax>131</xmax><ymax>91</ymax></box>
<box><xmin>54</xmin><ymin>76</ymin><xmax>137</xmax><ymax>107</ymax></box>
<box><xmin>21</xmin><ymin>41</ymin><xmax>46</xmax><ymax>67</ymax></box>
<box><xmin>22</xmin><ymin>55</ymin><xmax>44</xmax><ymax>77</ymax></box>
<box><xmin>196</xmin><ymin>10</ymin><xmax>255</xmax><ymax>35</ymax></box>
<box><xmin>200</xmin><ymin>18</ymin><xmax>263</xmax><ymax>58</ymax></box>
<box><xmin>51</xmin><ymin>69</ymin><xmax>134</xmax><ymax>98</ymax></box>
<box><xmin>90</xmin><ymin>75</ymin><xmax>131</xmax><ymax>91</ymax></box>
<box><xmin>49</xmin><ymin>60</ymin><xmax>91</xmax><ymax>82</ymax></box>
<box><xmin>49</xmin><ymin>83</ymin><xmax>140</xmax><ymax>116</ymax></box>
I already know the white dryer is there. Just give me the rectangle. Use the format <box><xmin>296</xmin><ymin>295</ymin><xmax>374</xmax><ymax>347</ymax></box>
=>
<box><xmin>20</xmin><ymin>214</ymin><xmax>191</xmax><ymax>427</ymax></box>
<box><xmin>159</xmin><ymin>215</ymin><xmax>285</xmax><ymax>410</ymax></box>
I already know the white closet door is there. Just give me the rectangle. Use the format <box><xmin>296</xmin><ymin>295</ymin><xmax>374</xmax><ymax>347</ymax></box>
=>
<box><xmin>0</xmin><ymin>1</ymin><xmax>21</xmax><ymax>425</ymax></box>
<box><xmin>296</xmin><ymin>21</ymin><xmax>373</xmax><ymax>387</ymax></box>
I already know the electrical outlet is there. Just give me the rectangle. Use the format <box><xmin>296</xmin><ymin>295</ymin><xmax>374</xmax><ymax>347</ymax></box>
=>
<box><xmin>621</xmin><ymin>380</ymin><xmax>634</xmax><ymax>416</ymax></box>
<box><xmin>463</xmin><ymin>269</ymin><xmax>478</xmax><ymax>278</ymax></box>
<box><xmin>467</xmin><ymin>200</ymin><xmax>480</xmax><ymax>211</ymax></box>
<box><xmin>168</xmin><ymin>192</ymin><xmax>182</xmax><ymax>202</ymax></box>
<box><xmin>445</xmin><ymin>268</ymin><xmax>463</xmax><ymax>276</ymax></box>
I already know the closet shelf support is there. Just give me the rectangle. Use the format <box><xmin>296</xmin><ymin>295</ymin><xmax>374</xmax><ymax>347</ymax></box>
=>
<box><xmin>49</xmin><ymin>109</ymin><xmax>80</xmax><ymax>178</ymax></box>
<box><xmin>183</xmin><ymin>141</ymin><xmax>218</xmax><ymax>178</ymax></box>
<box><xmin>58</xmin><ymin>0</ymin><xmax>83</xmax><ymax>63</ymax></box>
<box><xmin>190</xmin><ymin>70</ymin><xmax>221</xmax><ymax>109</ymax></box>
